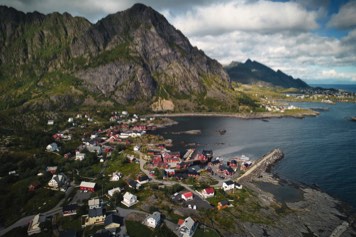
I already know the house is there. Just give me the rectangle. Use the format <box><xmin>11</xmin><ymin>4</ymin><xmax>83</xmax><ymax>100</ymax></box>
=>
<box><xmin>127</xmin><ymin>179</ymin><xmax>141</xmax><ymax>190</ymax></box>
<box><xmin>46</xmin><ymin>166</ymin><xmax>58</xmax><ymax>174</ymax></box>
<box><xmin>218</xmin><ymin>200</ymin><xmax>230</xmax><ymax>210</ymax></box>
<box><xmin>181</xmin><ymin>192</ymin><xmax>193</xmax><ymax>201</ymax></box>
<box><xmin>83</xmin><ymin>207</ymin><xmax>106</xmax><ymax>227</ymax></box>
<box><xmin>46</xmin><ymin>142</ymin><xmax>59</xmax><ymax>152</ymax></box>
<box><xmin>104</xmin><ymin>214</ymin><xmax>123</xmax><ymax>230</ymax></box>
<box><xmin>110</xmin><ymin>172</ymin><xmax>122</xmax><ymax>181</ymax></box>
<box><xmin>68</xmin><ymin>117</ymin><xmax>74</xmax><ymax>123</ymax></box>
<box><xmin>75</xmin><ymin>151</ymin><xmax>85</xmax><ymax>161</ymax></box>
<box><xmin>62</xmin><ymin>204</ymin><xmax>77</xmax><ymax>217</ymax></box>
<box><xmin>121</xmin><ymin>192</ymin><xmax>138</xmax><ymax>207</ymax></box>
<box><xmin>201</xmin><ymin>187</ymin><xmax>215</xmax><ymax>198</ymax></box>
<box><xmin>27</xmin><ymin>214</ymin><xmax>46</xmax><ymax>236</ymax></box>
<box><xmin>219</xmin><ymin>165</ymin><xmax>235</xmax><ymax>176</ymax></box>
<box><xmin>47</xmin><ymin>120</ymin><xmax>54</xmax><ymax>125</ymax></box>
<box><xmin>137</xmin><ymin>175</ymin><xmax>149</xmax><ymax>185</ymax></box>
<box><xmin>88</xmin><ymin>198</ymin><xmax>102</xmax><ymax>209</ymax></box>
<box><xmin>177</xmin><ymin>217</ymin><xmax>197</xmax><ymax>237</ymax></box>
<box><xmin>108</xmin><ymin>187</ymin><xmax>121</xmax><ymax>197</ymax></box>
<box><xmin>222</xmin><ymin>180</ymin><xmax>235</xmax><ymax>191</ymax></box>
<box><xmin>143</xmin><ymin>211</ymin><xmax>161</xmax><ymax>228</ymax></box>
<box><xmin>80</xmin><ymin>181</ymin><xmax>96</xmax><ymax>192</ymax></box>
<box><xmin>48</xmin><ymin>173</ymin><xmax>70</xmax><ymax>191</ymax></box>
<box><xmin>28</xmin><ymin>181</ymin><xmax>41</xmax><ymax>192</ymax></box>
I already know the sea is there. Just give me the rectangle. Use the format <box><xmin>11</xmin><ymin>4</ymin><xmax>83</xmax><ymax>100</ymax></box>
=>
<box><xmin>156</xmin><ymin>84</ymin><xmax>356</xmax><ymax>209</ymax></box>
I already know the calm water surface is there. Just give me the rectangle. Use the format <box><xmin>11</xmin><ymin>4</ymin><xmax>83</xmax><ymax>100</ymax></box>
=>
<box><xmin>157</xmin><ymin>102</ymin><xmax>356</xmax><ymax>208</ymax></box>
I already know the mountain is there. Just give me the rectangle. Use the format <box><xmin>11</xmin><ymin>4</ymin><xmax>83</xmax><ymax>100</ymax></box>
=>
<box><xmin>225</xmin><ymin>59</ymin><xmax>310</xmax><ymax>89</ymax></box>
<box><xmin>0</xmin><ymin>4</ymin><xmax>239</xmax><ymax>113</ymax></box>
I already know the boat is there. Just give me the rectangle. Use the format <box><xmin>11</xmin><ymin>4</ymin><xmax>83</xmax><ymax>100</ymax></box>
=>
<box><xmin>218</xmin><ymin>129</ymin><xmax>226</xmax><ymax>135</ymax></box>
<box><xmin>352</xmin><ymin>117</ymin><xmax>356</xmax><ymax>122</ymax></box>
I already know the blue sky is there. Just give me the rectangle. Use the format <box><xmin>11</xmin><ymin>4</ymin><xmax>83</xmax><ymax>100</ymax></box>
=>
<box><xmin>1</xmin><ymin>0</ymin><xmax>356</xmax><ymax>84</ymax></box>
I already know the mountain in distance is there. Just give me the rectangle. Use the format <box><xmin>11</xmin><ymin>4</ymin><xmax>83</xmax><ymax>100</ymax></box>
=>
<box><xmin>0</xmin><ymin>4</ymin><xmax>245</xmax><ymax>113</ymax></box>
<box><xmin>225</xmin><ymin>59</ymin><xmax>310</xmax><ymax>89</ymax></box>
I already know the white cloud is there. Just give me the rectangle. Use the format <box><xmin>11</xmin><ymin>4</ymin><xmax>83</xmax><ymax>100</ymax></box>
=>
<box><xmin>327</xmin><ymin>1</ymin><xmax>356</xmax><ymax>29</ymax></box>
<box><xmin>167</xmin><ymin>0</ymin><xmax>319</xmax><ymax>36</ymax></box>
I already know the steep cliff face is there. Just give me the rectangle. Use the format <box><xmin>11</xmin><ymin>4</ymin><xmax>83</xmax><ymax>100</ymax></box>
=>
<box><xmin>0</xmin><ymin>4</ymin><xmax>231</xmax><ymax>111</ymax></box>
<box><xmin>225</xmin><ymin>59</ymin><xmax>309</xmax><ymax>89</ymax></box>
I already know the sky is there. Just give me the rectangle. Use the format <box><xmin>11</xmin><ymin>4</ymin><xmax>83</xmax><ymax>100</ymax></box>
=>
<box><xmin>1</xmin><ymin>0</ymin><xmax>356</xmax><ymax>84</ymax></box>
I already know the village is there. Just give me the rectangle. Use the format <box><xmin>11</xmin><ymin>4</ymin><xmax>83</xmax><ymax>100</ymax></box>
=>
<box><xmin>1</xmin><ymin>110</ymin><xmax>255</xmax><ymax>237</ymax></box>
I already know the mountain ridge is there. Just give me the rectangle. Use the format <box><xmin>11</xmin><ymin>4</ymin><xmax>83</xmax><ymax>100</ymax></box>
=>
<box><xmin>225</xmin><ymin>59</ymin><xmax>310</xmax><ymax>89</ymax></box>
<box><xmin>0</xmin><ymin>4</ymin><xmax>239</xmax><ymax>113</ymax></box>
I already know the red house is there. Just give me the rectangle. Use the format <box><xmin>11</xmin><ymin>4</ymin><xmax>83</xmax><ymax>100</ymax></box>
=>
<box><xmin>181</xmin><ymin>191</ymin><xmax>193</xmax><ymax>201</ymax></box>
<box><xmin>80</xmin><ymin>181</ymin><xmax>96</xmax><ymax>192</ymax></box>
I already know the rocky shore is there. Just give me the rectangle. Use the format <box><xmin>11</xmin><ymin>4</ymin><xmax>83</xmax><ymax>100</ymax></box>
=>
<box><xmin>237</xmin><ymin>149</ymin><xmax>356</xmax><ymax>237</ymax></box>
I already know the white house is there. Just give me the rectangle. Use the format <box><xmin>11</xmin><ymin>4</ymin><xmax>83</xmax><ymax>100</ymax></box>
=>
<box><xmin>108</xmin><ymin>187</ymin><xmax>121</xmax><ymax>197</ymax></box>
<box><xmin>177</xmin><ymin>217</ymin><xmax>197</xmax><ymax>237</ymax></box>
<box><xmin>46</xmin><ymin>143</ymin><xmax>59</xmax><ymax>152</ymax></box>
<box><xmin>75</xmin><ymin>151</ymin><xmax>85</xmax><ymax>161</ymax></box>
<box><xmin>144</xmin><ymin>211</ymin><xmax>161</xmax><ymax>228</ymax></box>
<box><xmin>88</xmin><ymin>198</ymin><xmax>102</xmax><ymax>209</ymax></box>
<box><xmin>110</xmin><ymin>172</ymin><xmax>122</xmax><ymax>181</ymax></box>
<box><xmin>47</xmin><ymin>120</ymin><xmax>54</xmax><ymax>125</ymax></box>
<box><xmin>48</xmin><ymin>173</ymin><xmax>69</xmax><ymax>191</ymax></box>
<box><xmin>181</xmin><ymin>192</ymin><xmax>193</xmax><ymax>201</ymax></box>
<box><xmin>121</xmin><ymin>192</ymin><xmax>138</xmax><ymax>207</ymax></box>
<box><xmin>68</xmin><ymin>117</ymin><xmax>74</xmax><ymax>123</ymax></box>
<box><xmin>222</xmin><ymin>180</ymin><xmax>235</xmax><ymax>191</ymax></box>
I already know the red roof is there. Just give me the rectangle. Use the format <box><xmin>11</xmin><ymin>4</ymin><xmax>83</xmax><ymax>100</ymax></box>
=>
<box><xmin>178</xmin><ymin>219</ymin><xmax>184</xmax><ymax>226</ymax></box>
<box><xmin>182</xmin><ymin>192</ymin><xmax>193</xmax><ymax>198</ymax></box>
<box><xmin>204</xmin><ymin>187</ymin><xmax>215</xmax><ymax>194</ymax></box>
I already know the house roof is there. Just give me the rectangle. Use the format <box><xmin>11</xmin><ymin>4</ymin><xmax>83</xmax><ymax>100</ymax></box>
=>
<box><xmin>128</xmin><ymin>179</ymin><xmax>139</xmax><ymax>188</ymax></box>
<box><xmin>182</xmin><ymin>192</ymin><xmax>193</xmax><ymax>198</ymax></box>
<box><xmin>123</xmin><ymin>192</ymin><xmax>136</xmax><ymax>200</ymax></box>
<box><xmin>224</xmin><ymin>180</ymin><xmax>234</xmax><ymax>185</ymax></box>
<box><xmin>180</xmin><ymin>217</ymin><xmax>195</xmax><ymax>229</ymax></box>
<box><xmin>88</xmin><ymin>198</ymin><xmax>101</xmax><ymax>207</ymax></box>
<box><xmin>204</xmin><ymin>187</ymin><xmax>215</xmax><ymax>194</ymax></box>
<box><xmin>219</xmin><ymin>200</ymin><xmax>230</xmax><ymax>206</ymax></box>
<box><xmin>149</xmin><ymin>212</ymin><xmax>161</xmax><ymax>222</ymax></box>
<box><xmin>104</xmin><ymin>214</ymin><xmax>123</xmax><ymax>226</ymax></box>
<box><xmin>80</xmin><ymin>181</ymin><xmax>96</xmax><ymax>188</ymax></box>
<box><xmin>88</xmin><ymin>207</ymin><xmax>105</xmax><ymax>218</ymax></box>
<box><xmin>62</xmin><ymin>204</ymin><xmax>77</xmax><ymax>212</ymax></box>
<box><xmin>138</xmin><ymin>175</ymin><xmax>149</xmax><ymax>182</ymax></box>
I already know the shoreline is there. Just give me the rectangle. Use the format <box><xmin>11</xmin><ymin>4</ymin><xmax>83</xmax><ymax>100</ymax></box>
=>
<box><xmin>238</xmin><ymin>149</ymin><xmax>356</xmax><ymax>236</ymax></box>
<box><xmin>147</xmin><ymin>110</ymin><xmax>319</xmax><ymax>120</ymax></box>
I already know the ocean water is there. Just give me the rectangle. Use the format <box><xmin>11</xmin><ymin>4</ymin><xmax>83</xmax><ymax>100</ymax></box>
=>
<box><xmin>157</xmin><ymin>102</ymin><xmax>356</xmax><ymax>209</ymax></box>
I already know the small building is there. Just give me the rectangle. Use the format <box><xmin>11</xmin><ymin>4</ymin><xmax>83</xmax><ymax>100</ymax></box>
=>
<box><xmin>46</xmin><ymin>166</ymin><xmax>58</xmax><ymax>174</ymax></box>
<box><xmin>127</xmin><ymin>179</ymin><xmax>141</xmax><ymax>190</ymax></box>
<box><xmin>48</xmin><ymin>173</ymin><xmax>70</xmax><ymax>191</ymax></box>
<box><xmin>104</xmin><ymin>214</ymin><xmax>123</xmax><ymax>230</ymax></box>
<box><xmin>75</xmin><ymin>151</ymin><xmax>85</xmax><ymax>161</ymax></box>
<box><xmin>68</xmin><ymin>117</ymin><xmax>74</xmax><ymax>123</ymax></box>
<box><xmin>181</xmin><ymin>192</ymin><xmax>193</xmax><ymax>201</ymax></box>
<box><xmin>137</xmin><ymin>175</ymin><xmax>149</xmax><ymax>185</ymax></box>
<box><xmin>110</xmin><ymin>172</ymin><xmax>122</xmax><ymax>181</ymax></box>
<box><xmin>143</xmin><ymin>211</ymin><xmax>161</xmax><ymax>228</ymax></box>
<box><xmin>28</xmin><ymin>181</ymin><xmax>41</xmax><ymax>192</ymax></box>
<box><xmin>83</xmin><ymin>207</ymin><xmax>106</xmax><ymax>227</ymax></box>
<box><xmin>201</xmin><ymin>187</ymin><xmax>215</xmax><ymax>199</ymax></box>
<box><xmin>177</xmin><ymin>217</ymin><xmax>197</xmax><ymax>237</ymax></box>
<box><xmin>27</xmin><ymin>213</ymin><xmax>46</xmax><ymax>236</ymax></box>
<box><xmin>222</xmin><ymin>180</ymin><xmax>235</xmax><ymax>191</ymax></box>
<box><xmin>108</xmin><ymin>187</ymin><xmax>121</xmax><ymax>197</ymax></box>
<box><xmin>88</xmin><ymin>198</ymin><xmax>102</xmax><ymax>209</ymax></box>
<box><xmin>121</xmin><ymin>192</ymin><xmax>138</xmax><ymax>207</ymax></box>
<box><xmin>46</xmin><ymin>142</ymin><xmax>59</xmax><ymax>152</ymax></box>
<box><xmin>80</xmin><ymin>181</ymin><xmax>96</xmax><ymax>192</ymax></box>
<box><xmin>47</xmin><ymin>120</ymin><xmax>54</xmax><ymax>125</ymax></box>
<box><xmin>62</xmin><ymin>204</ymin><xmax>77</xmax><ymax>217</ymax></box>
<box><xmin>218</xmin><ymin>200</ymin><xmax>230</xmax><ymax>210</ymax></box>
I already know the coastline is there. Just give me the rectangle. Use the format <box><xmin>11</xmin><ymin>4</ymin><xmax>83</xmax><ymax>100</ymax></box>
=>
<box><xmin>237</xmin><ymin>149</ymin><xmax>356</xmax><ymax>237</ymax></box>
<box><xmin>147</xmin><ymin>110</ymin><xmax>319</xmax><ymax>120</ymax></box>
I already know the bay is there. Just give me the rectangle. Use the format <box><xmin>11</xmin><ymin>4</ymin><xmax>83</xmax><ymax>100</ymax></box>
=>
<box><xmin>156</xmin><ymin>102</ymin><xmax>356</xmax><ymax>209</ymax></box>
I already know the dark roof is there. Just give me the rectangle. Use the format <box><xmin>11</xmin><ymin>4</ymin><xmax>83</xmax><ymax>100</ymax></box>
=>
<box><xmin>88</xmin><ymin>207</ymin><xmax>106</xmax><ymax>218</ymax></box>
<box><xmin>224</xmin><ymin>180</ymin><xmax>234</xmax><ymax>185</ymax></box>
<box><xmin>219</xmin><ymin>200</ymin><xmax>230</xmax><ymax>206</ymax></box>
<box><xmin>59</xmin><ymin>230</ymin><xmax>77</xmax><ymax>237</ymax></box>
<box><xmin>138</xmin><ymin>175</ymin><xmax>149</xmax><ymax>182</ymax></box>
<box><xmin>62</xmin><ymin>204</ymin><xmax>77</xmax><ymax>212</ymax></box>
<box><xmin>104</xmin><ymin>214</ymin><xmax>124</xmax><ymax>226</ymax></box>
<box><xmin>128</xmin><ymin>179</ymin><xmax>139</xmax><ymax>188</ymax></box>
<box><xmin>93</xmin><ymin>229</ymin><xmax>112</xmax><ymax>237</ymax></box>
